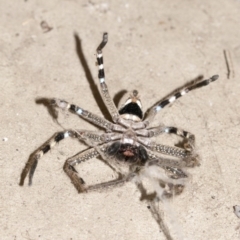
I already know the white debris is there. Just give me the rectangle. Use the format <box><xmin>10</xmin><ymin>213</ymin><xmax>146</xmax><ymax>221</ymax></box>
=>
<box><xmin>2</xmin><ymin>137</ymin><xmax>8</xmax><ymax>142</ymax></box>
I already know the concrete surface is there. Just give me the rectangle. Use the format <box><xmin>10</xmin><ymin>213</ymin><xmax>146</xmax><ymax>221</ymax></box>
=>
<box><xmin>1</xmin><ymin>0</ymin><xmax>240</xmax><ymax>239</ymax></box>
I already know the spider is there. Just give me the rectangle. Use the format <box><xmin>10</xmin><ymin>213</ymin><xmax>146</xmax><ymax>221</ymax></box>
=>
<box><xmin>20</xmin><ymin>33</ymin><xmax>219</xmax><ymax>199</ymax></box>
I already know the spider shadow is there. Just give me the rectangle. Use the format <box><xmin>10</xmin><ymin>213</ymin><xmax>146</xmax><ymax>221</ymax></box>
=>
<box><xmin>35</xmin><ymin>97</ymin><xmax>70</xmax><ymax>131</ymax></box>
<box><xmin>136</xmin><ymin>183</ymin><xmax>174</xmax><ymax>240</ymax></box>
<box><xmin>136</xmin><ymin>182</ymin><xmax>157</xmax><ymax>201</ymax></box>
<box><xmin>35</xmin><ymin>97</ymin><xmax>58</xmax><ymax>120</ymax></box>
<box><xmin>34</xmin><ymin>34</ymin><xmax>127</xmax><ymax>126</ymax></box>
<box><xmin>148</xmin><ymin>200</ymin><xmax>174</xmax><ymax>240</ymax></box>
<box><xmin>113</xmin><ymin>89</ymin><xmax>128</xmax><ymax>108</ymax></box>
<box><xmin>144</xmin><ymin>75</ymin><xmax>204</xmax><ymax>119</ymax></box>
<box><xmin>19</xmin><ymin>151</ymin><xmax>36</xmax><ymax>186</ymax></box>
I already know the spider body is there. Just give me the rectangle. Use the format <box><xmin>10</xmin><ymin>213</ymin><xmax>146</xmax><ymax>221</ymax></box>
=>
<box><xmin>20</xmin><ymin>33</ymin><xmax>219</xmax><ymax>198</ymax></box>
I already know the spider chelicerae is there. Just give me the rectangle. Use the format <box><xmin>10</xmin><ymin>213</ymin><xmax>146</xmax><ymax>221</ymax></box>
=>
<box><xmin>20</xmin><ymin>33</ymin><xmax>218</xmax><ymax>199</ymax></box>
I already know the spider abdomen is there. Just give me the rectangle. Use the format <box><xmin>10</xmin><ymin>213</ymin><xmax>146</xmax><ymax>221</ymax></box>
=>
<box><xmin>107</xmin><ymin>141</ymin><xmax>148</xmax><ymax>165</ymax></box>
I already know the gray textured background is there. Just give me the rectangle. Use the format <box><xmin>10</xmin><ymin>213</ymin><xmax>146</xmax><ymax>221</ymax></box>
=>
<box><xmin>1</xmin><ymin>0</ymin><xmax>240</xmax><ymax>239</ymax></box>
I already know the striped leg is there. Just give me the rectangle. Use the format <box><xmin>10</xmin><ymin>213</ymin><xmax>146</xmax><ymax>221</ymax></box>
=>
<box><xmin>155</xmin><ymin>126</ymin><xmax>199</xmax><ymax>163</ymax></box>
<box><xmin>20</xmin><ymin>128</ymin><xmax>123</xmax><ymax>187</ymax></box>
<box><xmin>20</xmin><ymin>130</ymin><xmax>75</xmax><ymax>186</ymax></box>
<box><xmin>137</xmin><ymin>125</ymin><xmax>195</xmax><ymax>152</ymax></box>
<box><xmin>52</xmin><ymin>98</ymin><xmax>125</xmax><ymax>132</ymax></box>
<box><xmin>144</xmin><ymin>75</ymin><xmax>219</xmax><ymax>124</ymax></box>
<box><xmin>96</xmin><ymin>33</ymin><xmax>120</xmax><ymax>123</ymax></box>
<box><xmin>158</xmin><ymin>126</ymin><xmax>197</xmax><ymax>166</ymax></box>
<box><xmin>137</xmin><ymin>126</ymin><xmax>199</xmax><ymax>167</ymax></box>
<box><xmin>162</xmin><ymin>126</ymin><xmax>200</xmax><ymax>167</ymax></box>
<box><xmin>163</xmin><ymin>126</ymin><xmax>195</xmax><ymax>152</ymax></box>
<box><xmin>137</xmin><ymin>135</ymin><xmax>199</xmax><ymax>167</ymax></box>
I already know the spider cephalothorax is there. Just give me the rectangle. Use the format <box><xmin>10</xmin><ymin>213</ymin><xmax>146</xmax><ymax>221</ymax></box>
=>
<box><xmin>20</xmin><ymin>33</ymin><xmax>218</xmax><ymax>199</ymax></box>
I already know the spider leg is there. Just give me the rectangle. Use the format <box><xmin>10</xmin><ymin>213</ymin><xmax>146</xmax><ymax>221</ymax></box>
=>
<box><xmin>96</xmin><ymin>33</ymin><xmax>120</xmax><ymax>123</ymax></box>
<box><xmin>162</xmin><ymin>126</ymin><xmax>195</xmax><ymax>151</ymax></box>
<box><xmin>144</xmin><ymin>75</ymin><xmax>219</xmax><ymax>125</ymax></box>
<box><xmin>63</xmin><ymin>148</ymin><xmax>100</xmax><ymax>193</ymax></box>
<box><xmin>147</xmin><ymin>150</ymin><xmax>188</xmax><ymax>169</ymax></box>
<box><xmin>138</xmin><ymin>129</ymin><xmax>199</xmax><ymax>167</ymax></box>
<box><xmin>20</xmin><ymin>130</ymin><xmax>76</xmax><ymax>186</ymax></box>
<box><xmin>20</xmin><ymin>128</ymin><xmax>123</xmax><ymax>187</ymax></box>
<box><xmin>76</xmin><ymin>130</ymin><xmax>122</xmax><ymax>146</ymax></box>
<box><xmin>136</xmin><ymin>125</ymin><xmax>165</xmax><ymax>137</ymax></box>
<box><xmin>139</xmin><ymin>139</ymin><xmax>188</xmax><ymax>159</ymax></box>
<box><xmin>136</xmin><ymin>125</ymin><xmax>190</xmax><ymax>138</ymax></box>
<box><xmin>87</xmin><ymin>173</ymin><xmax>135</xmax><ymax>192</ymax></box>
<box><xmin>137</xmin><ymin>125</ymin><xmax>195</xmax><ymax>153</ymax></box>
<box><xmin>52</xmin><ymin>98</ymin><xmax>125</xmax><ymax>132</ymax></box>
<box><xmin>64</xmin><ymin>143</ymin><xmax>135</xmax><ymax>193</ymax></box>
<box><xmin>150</xmin><ymin>143</ymin><xmax>187</xmax><ymax>159</ymax></box>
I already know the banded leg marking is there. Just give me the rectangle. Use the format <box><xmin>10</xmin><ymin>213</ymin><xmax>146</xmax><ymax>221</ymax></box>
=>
<box><xmin>96</xmin><ymin>32</ymin><xmax>107</xmax><ymax>82</ymax></box>
<box><xmin>161</xmin><ymin>127</ymin><xmax>199</xmax><ymax>167</ymax></box>
<box><xmin>137</xmin><ymin>125</ymin><xmax>194</xmax><ymax>158</ymax></box>
<box><xmin>96</xmin><ymin>33</ymin><xmax>119</xmax><ymax>122</ymax></box>
<box><xmin>164</xmin><ymin>126</ymin><xmax>194</xmax><ymax>139</ymax></box>
<box><xmin>52</xmin><ymin>98</ymin><xmax>125</xmax><ymax>131</ymax></box>
<box><xmin>164</xmin><ymin>126</ymin><xmax>195</xmax><ymax>150</ymax></box>
<box><xmin>136</xmin><ymin>125</ymin><xmax>194</xmax><ymax>141</ymax></box>
<box><xmin>144</xmin><ymin>75</ymin><xmax>219</xmax><ymax>124</ymax></box>
<box><xmin>20</xmin><ymin>130</ymin><xmax>75</xmax><ymax>186</ymax></box>
<box><xmin>140</xmin><ymin>125</ymin><xmax>195</xmax><ymax>152</ymax></box>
